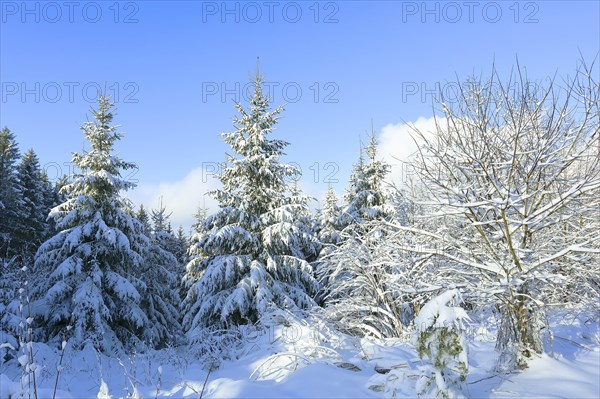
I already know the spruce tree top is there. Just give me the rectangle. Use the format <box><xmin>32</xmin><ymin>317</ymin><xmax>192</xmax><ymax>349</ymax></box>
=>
<box><xmin>342</xmin><ymin>128</ymin><xmax>392</xmax><ymax>226</ymax></box>
<box><xmin>215</xmin><ymin>73</ymin><xmax>297</xmax><ymax>219</ymax></box>
<box><xmin>69</xmin><ymin>97</ymin><xmax>136</xmax><ymax>205</ymax></box>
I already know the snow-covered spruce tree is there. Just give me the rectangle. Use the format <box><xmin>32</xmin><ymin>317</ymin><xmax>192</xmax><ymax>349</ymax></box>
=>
<box><xmin>183</xmin><ymin>71</ymin><xmax>318</xmax><ymax>335</ymax></box>
<box><xmin>340</xmin><ymin>130</ymin><xmax>393</xmax><ymax>228</ymax></box>
<box><xmin>0</xmin><ymin>256</ymin><xmax>19</xmax><ymax>362</ymax></box>
<box><xmin>317</xmin><ymin>184</ymin><xmax>343</xmax><ymax>247</ymax></box>
<box><xmin>137</xmin><ymin>205</ymin><xmax>151</xmax><ymax>236</ymax></box>
<box><xmin>14</xmin><ymin>149</ymin><xmax>51</xmax><ymax>258</ymax></box>
<box><xmin>286</xmin><ymin>180</ymin><xmax>321</xmax><ymax>263</ymax></box>
<box><xmin>141</xmin><ymin>203</ymin><xmax>183</xmax><ymax>347</ymax></box>
<box><xmin>32</xmin><ymin>96</ymin><xmax>150</xmax><ymax>353</ymax></box>
<box><xmin>343</xmin><ymin>145</ymin><xmax>365</xmax><ymax>222</ymax></box>
<box><xmin>151</xmin><ymin>200</ymin><xmax>171</xmax><ymax>233</ymax></box>
<box><xmin>0</xmin><ymin>127</ymin><xmax>21</xmax><ymax>259</ymax></box>
<box><xmin>0</xmin><ymin>127</ymin><xmax>20</xmax><ymax>357</ymax></box>
<box><xmin>313</xmin><ymin>185</ymin><xmax>342</xmax><ymax>305</ymax></box>
<box><xmin>0</xmin><ymin>128</ymin><xmax>24</xmax><ymax>357</ymax></box>
<box><xmin>174</xmin><ymin>226</ymin><xmax>189</xmax><ymax>265</ymax></box>
<box><xmin>1</xmin><ymin>151</ymin><xmax>56</xmax><ymax>351</ymax></box>
<box><xmin>318</xmin><ymin>129</ymin><xmax>401</xmax><ymax>335</ymax></box>
<box><xmin>402</xmin><ymin>61</ymin><xmax>600</xmax><ymax>369</ymax></box>
<box><xmin>40</xmin><ymin>171</ymin><xmax>62</xmax><ymax>239</ymax></box>
<box><xmin>150</xmin><ymin>201</ymin><xmax>185</xmax><ymax>268</ymax></box>
<box><xmin>415</xmin><ymin>289</ymin><xmax>469</xmax><ymax>399</ymax></box>
<box><xmin>130</xmin><ymin>203</ymin><xmax>184</xmax><ymax>347</ymax></box>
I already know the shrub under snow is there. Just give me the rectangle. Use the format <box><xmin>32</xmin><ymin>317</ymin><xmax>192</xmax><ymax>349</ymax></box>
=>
<box><xmin>414</xmin><ymin>289</ymin><xmax>470</xmax><ymax>398</ymax></box>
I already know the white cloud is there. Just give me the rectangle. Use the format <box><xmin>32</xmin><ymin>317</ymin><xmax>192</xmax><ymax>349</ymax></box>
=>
<box><xmin>377</xmin><ymin>116</ymin><xmax>441</xmax><ymax>187</ymax></box>
<box><xmin>127</xmin><ymin>167</ymin><xmax>220</xmax><ymax>233</ymax></box>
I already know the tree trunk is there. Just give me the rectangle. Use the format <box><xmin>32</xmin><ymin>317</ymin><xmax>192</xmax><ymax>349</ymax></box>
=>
<box><xmin>497</xmin><ymin>283</ymin><xmax>544</xmax><ymax>369</ymax></box>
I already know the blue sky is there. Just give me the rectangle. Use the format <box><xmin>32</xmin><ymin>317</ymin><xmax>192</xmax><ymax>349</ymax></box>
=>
<box><xmin>1</xmin><ymin>0</ymin><xmax>599</xmax><ymax>231</ymax></box>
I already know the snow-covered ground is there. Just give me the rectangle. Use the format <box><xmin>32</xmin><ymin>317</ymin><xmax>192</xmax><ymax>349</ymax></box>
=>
<box><xmin>2</xmin><ymin>311</ymin><xmax>598</xmax><ymax>398</ymax></box>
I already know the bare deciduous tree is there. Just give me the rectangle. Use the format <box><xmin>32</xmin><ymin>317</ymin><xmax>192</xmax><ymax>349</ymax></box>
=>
<box><xmin>397</xmin><ymin>60</ymin><xmax>599</xmax><ymax>369</ymax></box>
